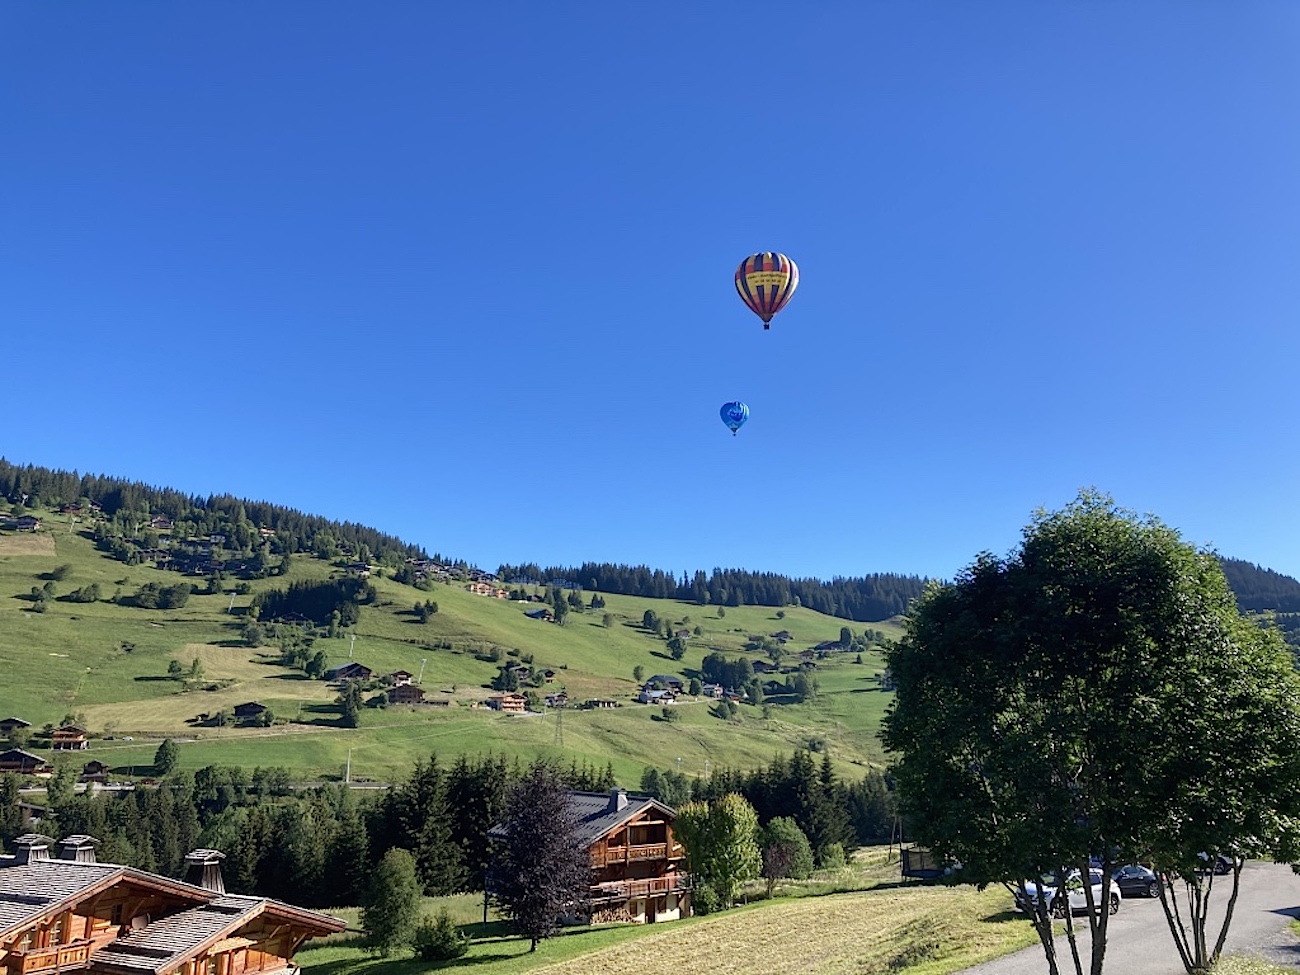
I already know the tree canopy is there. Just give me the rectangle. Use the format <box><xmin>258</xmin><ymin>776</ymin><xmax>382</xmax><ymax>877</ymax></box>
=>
<box><xmin>361</xmin><ymin>848</ymin><xmax>422</xmax><ymax>956</ymax></box>
<box><xmin>881</xmin><ymin>492</ymin><xmax>1300</xmax><ymax>975</ymax></box>
<box><xmin>676</xmin><ymin>792</ymin><xmax>761</xmax><ymax>913</ymax></box>
<box><xmin>491</xmin><ymin>763</ymin><xmax>588</xmax><ymax>951</ymax></box>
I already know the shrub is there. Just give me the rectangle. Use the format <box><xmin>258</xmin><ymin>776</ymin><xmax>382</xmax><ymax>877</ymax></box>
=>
<box><xmin>691</xmin><ymin>883</ymin><xmax>721</xmax><ymax>915</ymax></box>
<box><xmin>413</xmin><ymin>909</ymin><xmax>469</xmax><ymax>961</ymax></box>
<box><xmin>817</xmin><ymin>842</ymin><xmax>846</xmax><ymax>870</ymax></box>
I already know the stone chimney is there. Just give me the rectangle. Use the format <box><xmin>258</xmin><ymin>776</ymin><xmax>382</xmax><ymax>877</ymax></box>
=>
<box><xmin>13</xmin><ymin>834</ymin><xmax>51</xmax><ymax>865</ymax></box>
<box><xmin>184</xmin><ymin>849</ymin><xmax>226</xmax><ymax>894</ymax></box>
<box><xmin>607</xmin><ymin>788</ymin><xmax>628</xmax><ymax>813</ymax></box>
<box><xmin>57</xmin><ymin>835</ymin><xmax>99</xmax><ymax>863</ymax></box>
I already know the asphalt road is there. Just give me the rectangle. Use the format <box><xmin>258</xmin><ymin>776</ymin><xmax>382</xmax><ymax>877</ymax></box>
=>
<box><xmin>961</xmin><ymin>862</ymin><xmax>1300</xmax><ymax>974</ymax></box>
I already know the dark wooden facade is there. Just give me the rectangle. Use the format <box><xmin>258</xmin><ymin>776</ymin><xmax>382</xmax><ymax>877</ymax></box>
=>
<box><xmin>584</xmin><ymin>801</ymin><xmax>689</xmax><ymax>923</ymax></box>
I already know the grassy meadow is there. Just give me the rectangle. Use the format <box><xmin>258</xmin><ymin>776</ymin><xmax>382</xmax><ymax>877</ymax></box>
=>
<box><xmin>0</xmin><ymin>515</ymin><xmax>901</xmax><ymax>782</ymax></box>
<box><xmin>296</xmin><ymin>848</ymin><xmax>1040</xmax><ymax>975</ymax></box>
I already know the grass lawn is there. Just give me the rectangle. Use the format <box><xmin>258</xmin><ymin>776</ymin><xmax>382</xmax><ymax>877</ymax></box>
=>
<box><xmin>298</xmin><ymin>849</ymin><xmax>1039</xmax><ymax>975</ymax></box>
<box><xmin>299</xmin><ymin>890</ymin><xmax>1035</xmax><ymax>975</ymax></box>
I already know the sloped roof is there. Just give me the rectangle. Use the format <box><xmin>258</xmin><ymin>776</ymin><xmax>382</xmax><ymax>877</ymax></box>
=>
<box><xmin>0</xmin><ymin>748</ymin><xmax>45</xmax><ymax>764</ymax></box>
<box><xmin>0</xmin><ymin>856</ymin><xmax>343</xmax><ymax>952</ymax></box>
<box><xmin>90</xmin><ymin>894</ymin><xmax>341</xmax><ymax>974</ymax></box>
<box><xmin>0</xmin><ymin>859</ymin><xmax>124</xmax><ymax>934</ymax></box>
<box><xmin>568</xmin><ymin>791</ymin><xmax>676</xmax><ymax>847</ymax></box>
<box><xmin>490</xmin><ymin>791</ymin><xmax>676</xmax><ymax>849</ymax></box>
<box><xmin>91</xmin><ymin>896</ymin><xmax>258</xmax><ymax>973</ymax></box>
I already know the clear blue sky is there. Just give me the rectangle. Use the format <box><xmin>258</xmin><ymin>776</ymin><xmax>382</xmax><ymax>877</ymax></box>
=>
<box><xmin>5</xmin><ymin>3</ymin><xmax>1300</xmax><ymax>583</ymax></box>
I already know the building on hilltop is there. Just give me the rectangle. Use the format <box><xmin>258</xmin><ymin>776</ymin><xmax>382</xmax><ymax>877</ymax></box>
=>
<box><xmin>0</xmin><ymin>836</ymin><xmax>343</xmax><ymax>975</ymax></box>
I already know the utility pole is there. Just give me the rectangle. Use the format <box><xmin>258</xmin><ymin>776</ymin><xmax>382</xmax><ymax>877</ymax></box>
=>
<box><xmin>349</xmin><ymin>633</ymin><xmax>356</xmax><ymax>658</ymax></box>
<box><xmin>418</xmin><ymin>658</ymin><xmax>427</xmax><ymax>684</ymax></box>
<box><xmin>345</xmin><ymin>748</ymin><xmax>352</xmax><ymax>784</ymax></box>
<box><xmin>227</xmin><ymin>593</ymin><xmax>236</xmax><ymax>614</ymax></box>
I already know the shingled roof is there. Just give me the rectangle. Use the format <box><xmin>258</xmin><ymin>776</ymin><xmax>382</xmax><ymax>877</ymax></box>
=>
<box><xmin>90</xmin><ymin>894</ymin><xmax>341</xmax><ymax>975</ymax></box>
<box><xmin>0</xmin><ymin>848</ymin><xmax>344</xmax><ymax>958</ymax></box>
<box><xmin>490</xmin><ymin>790</ymin><xmax>676</xmax><ymax>848</ymax></box>
<box><xmin>0</xmin><ymin>857</ymin><xmax>205</xmax><ymax>938</ymax></box>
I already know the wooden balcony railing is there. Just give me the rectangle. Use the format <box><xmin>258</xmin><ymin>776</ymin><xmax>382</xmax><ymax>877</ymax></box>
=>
<box><xmin>588</xmin><ymin>873</ymin><xmax>691</xmax><ymax>903</ymax></box>
<box><xmin>8</xmin><ymin>939</ymin><xmax>93</xmax><ymax>975</ymax></box>
<box><xmin>590</xmin><ymin>843</ymin><xmax>669</xmax><ymax>867</ymax></box>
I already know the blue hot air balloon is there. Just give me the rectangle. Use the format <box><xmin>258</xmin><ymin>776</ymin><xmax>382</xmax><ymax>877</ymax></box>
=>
<box><xmin>720</xmin><ymin>401</ymin><xmax>749</xmax><ymax>436</ymax></box>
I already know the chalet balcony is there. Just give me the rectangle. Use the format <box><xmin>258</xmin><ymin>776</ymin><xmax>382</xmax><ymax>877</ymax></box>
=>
<box><xmin>7</xmin><ymin>939</ymin><xmax>94</xmax><ymax>975</ymax></box>
<box><xmin>590</xmin><ymin>842</ymin><xmax>683</xmax><ymax>867</ymax></box>
<box><xmin>588</xmin><ymin>873</ymin><xmax>691</xmax><ymax>904</ymax></box>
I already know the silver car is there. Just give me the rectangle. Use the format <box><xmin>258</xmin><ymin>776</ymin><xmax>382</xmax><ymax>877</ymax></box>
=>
<box><xmin>1015</xmin><ymin>868</ymin><xmax>1121</xmax><ymax>917</ymax></box>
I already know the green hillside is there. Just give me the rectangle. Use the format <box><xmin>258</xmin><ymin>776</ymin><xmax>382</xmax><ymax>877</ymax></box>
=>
<box><xmin>0</xmin><ymin>514</ymin><xmax>901</xmax><ymax>784</ymax></box>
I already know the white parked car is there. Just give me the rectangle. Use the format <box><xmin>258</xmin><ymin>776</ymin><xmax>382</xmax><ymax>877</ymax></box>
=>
<box><xmin>1015</xmin><ymin>868</ymin><xmax>1120</xmax><ymax>917</ymax></box>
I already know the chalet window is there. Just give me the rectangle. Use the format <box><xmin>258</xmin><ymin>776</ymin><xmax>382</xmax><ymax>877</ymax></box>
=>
<box><xmin>51</xmin><ymin>916</ymin><xmax>65</xmax><ymax>945</ymax></box>
<box><xmin>17</xmin><ymin>931</ymin><xmax>33</xmax><ymax>951</ymax></box>
<box><xmin>111</xmin><ymin>904</ymin><xmax>123</xmax><ymax>926</ymax></box>
<box><xmin>208</xmin><ymin>956</ymin><xmax>219</xmax><ymax>975</ymax></box>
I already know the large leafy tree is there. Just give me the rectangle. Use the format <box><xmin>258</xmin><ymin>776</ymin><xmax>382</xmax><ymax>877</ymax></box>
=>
<box><xmin>493</xmin><ymin>763</ymin><xmax>588</xmax><ymax>951</ymax></box>
<box><xmin>677</xmin><ymin>792</ymin><xmax>761</xmax><ymax>911</ymax></box>
<box><xmin>882</xmin><ymin>491</ymin><xmax>1300</xmax><ymax>975</ymax></box>
<box><xmin>760</xmin><ymin>816</ymin><xmax>814</xmax><ymax>896</ymax></box>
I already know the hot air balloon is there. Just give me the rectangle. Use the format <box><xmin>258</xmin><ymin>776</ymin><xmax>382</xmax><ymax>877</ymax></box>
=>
<box><xmin>720</xmin><ymin>401</ymin><xmax>749</xmax><ymax>436</ymax></box>
<box><xmin>735</xmin><ymin>252</ymin><xmax>799</xmax><ymax>329</ymax></box>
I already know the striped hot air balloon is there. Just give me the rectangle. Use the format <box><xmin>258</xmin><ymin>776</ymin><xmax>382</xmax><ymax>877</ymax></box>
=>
<box><xmin>735</xmin><ymin>252</ymin><xmax>799</xmax><ymax>329</ymax></box>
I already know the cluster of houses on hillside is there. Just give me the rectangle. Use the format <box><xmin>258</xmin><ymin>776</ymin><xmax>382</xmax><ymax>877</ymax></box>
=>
<box><xmin>0</xmin><ymin>513</ymin><xmax>41</xmax><ymax>531</ymax></box>
<box><xmin>318</xmin><ymin>663</ymin><xmax>455</xmax><ymax>708</ymax></box>
<box><xmin>402</xmin><ymin>558</ymin><xmax>501</xmax><ymax>586</ymax></box>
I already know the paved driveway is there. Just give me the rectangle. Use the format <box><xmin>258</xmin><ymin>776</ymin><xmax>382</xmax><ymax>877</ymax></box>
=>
<box><xmin>961</xmin><ymin>862</ymin><xmax>1300</xmax><ymax>974</ymax></box>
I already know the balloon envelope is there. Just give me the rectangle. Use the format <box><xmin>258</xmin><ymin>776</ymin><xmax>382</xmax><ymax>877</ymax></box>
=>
<box><xmin>720</xmin><ymin>401</ymin><xmax>749</xmax><ymax>435</ymax></box>
<box><xmin>735</xmin><ymin>252</ymin><xmax>799</xmax><ymax>328</ymax></box>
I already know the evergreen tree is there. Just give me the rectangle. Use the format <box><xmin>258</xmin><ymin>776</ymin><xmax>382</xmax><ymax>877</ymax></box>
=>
<box><xmin>361</xmin><ymin>848</ymin><xmax>422</xmax><ymax>956</ymax></box>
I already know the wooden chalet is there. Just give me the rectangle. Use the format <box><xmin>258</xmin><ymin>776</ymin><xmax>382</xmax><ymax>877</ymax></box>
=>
<box><xmin>385</xmin><ymin>671</ymin><xmax>413</xmax><ymax>687</ymax></box>
<box><xmin>486</xmin><ymin>693</ymin><xmax>526</xmax><ymax>713</ymax></box>
<box><xmin>0</xmin><ymin>839</ymin><xmax>343</xmax><ymax>975</ymax></box>
<box><xmin>323</xmin><ymin>663</ymin><xmax>371</xmax><ymax>682</ymax></box>
<box><xmin>387</xmin><ymin>685</ymin><xmax>424</xmax><ymax>705</ymax></box>
<box><xmin>0</xmin><ymin>750</ymin><xmax>49</xmax><ymax>775</ymax></box>
<box><xmin>80</xmin><ymin>763</ymin><xmax>110</xmax><ymax>785</ymax></box>
<box><xmin>0</xmin><ymin>719</ymin><xmax>31</xmax><ymax>739</ymax></box>
<box><xmin>52</xmin><ymin>727</ymin><xmax>89</xmax><ymax>752</ymax></box>
<box><xmin>231</xmin><ymin>704</ymin><xmax>268</xmax><ymax>724</ymax></box>
<box><xmin>490</xmin><ymin>790</ymin><xmax>690</xmax><ymax>925</ymax></box>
